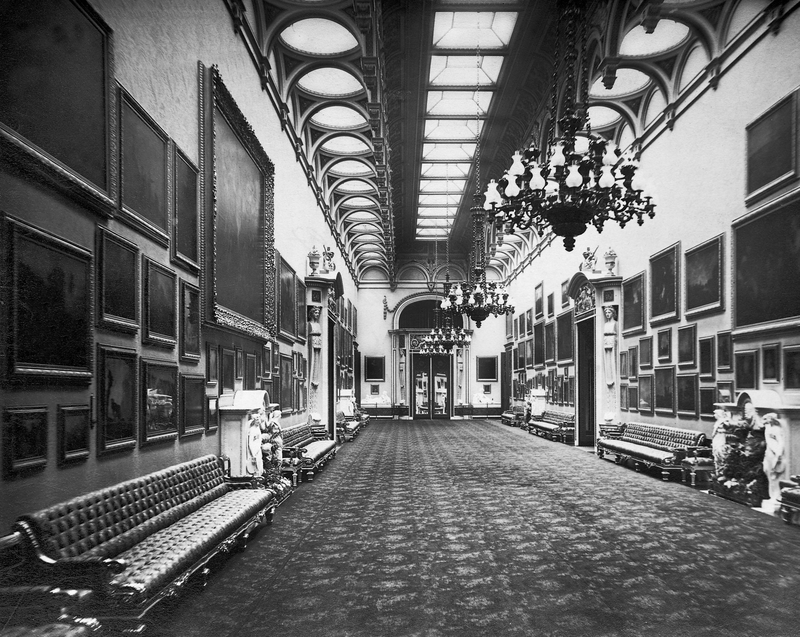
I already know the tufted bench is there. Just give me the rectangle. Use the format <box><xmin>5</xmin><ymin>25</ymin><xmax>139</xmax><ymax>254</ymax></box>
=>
<box><xmin>597</xmin><ymin>422</ymin><xmax>708</xmax><ymax>481</ymax></box>
<box><xmin>8</xmin><ymin>455</ymin><xmax>275</xmax><ymax>630</ymax></box>
<box><xmin>281</xmin><ymin>423</ymin><xmax>337</xmax><ymax>485</ymax></box>
<box><xmin>528</xmin><ymin>411</ymin><xmax>575</xmax><ymax>443</ymax></box>
<box><xmin>501</xmin><ymin>403</ymin><xmax>527</xmax><ymax>428</ymax></box>
<box><xmin>779</xmin><ymin>475</ymin><xmax>800</xmax><ymax>524</ymax></box>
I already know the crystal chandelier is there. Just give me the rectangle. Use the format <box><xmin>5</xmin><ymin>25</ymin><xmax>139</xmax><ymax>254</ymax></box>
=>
<box><xmin>482</xmin><ymin>0</ymin><xmax>656</xmax><ymax>252</ymax></box>
<box><xmin>419</xmin><ymin>307</ymin><xmax>470</xmax><ymax>355</ymax></box>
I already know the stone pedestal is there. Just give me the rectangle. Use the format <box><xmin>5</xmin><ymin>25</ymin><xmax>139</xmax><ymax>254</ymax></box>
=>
<box><xmin>305</xmin><ymin>274</ymin><xmax>335</xmax><ymax>437</ymax></box>
<box><xmin>219</xmin><ymin>390</ymin><xmax>269</xmax><ymax>477</ymax></box>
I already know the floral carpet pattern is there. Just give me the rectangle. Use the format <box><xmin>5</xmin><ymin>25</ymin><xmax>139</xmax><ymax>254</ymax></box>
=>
<box><xmin>148</xmin><ymin>420</ymin><xmax>800</xmax><ymax>637</ymax></box>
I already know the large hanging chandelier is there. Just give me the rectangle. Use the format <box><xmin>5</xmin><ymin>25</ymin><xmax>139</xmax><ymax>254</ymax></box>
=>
<box><xmin>419</xmin><ymin>307</ymin><xmax>471</xmax><ymax>355</ymax></box>
<box><xmin>482</xmin><ymin>0</ymin><xmax>656</xmax><ymax>252</ymax></box>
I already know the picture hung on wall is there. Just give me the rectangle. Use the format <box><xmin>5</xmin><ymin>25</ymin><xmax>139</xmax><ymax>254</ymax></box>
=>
<box><xmin>657</xmin><ymin>327</ymin><xmax>672</xmax><ymax>362</ymax></box>
<box><xmin>143</xmin><ymin>258</ymin><xmax>177</xmax><ymax>348</ymax></box>
<box><xmin>735</xmin><ymin>202</ymin><xmax>800</xmax><ymax>329</ymax></box>
<box><xmin>526</xmin><ymin>339</ymin><xmax>534</xmax><ymax>368</ymax></box>
<box><xmin>650</xmin><ymin>242</ymin><xmax>680</xmax><ymax>325</ymax></box>
<box><xmin>206</xmin><ymin>397</ymin><xmax>219</xmax><ymax>433</ymax></box>
<box><xmin>628</xmin><ymin>346</ymin><xmax>638</xmax><ymax>382</ymax></box>
<box><xmin>638</xmin><ymin>375</ymin><xmax>653</xmax><ymax>414</ymax></box>
<box><xmin>245</xmin><ymin>353</ymin><xmax>257</xmax><ymax>390</ymax></box>
<box><xmin>699</xmin><ymin>387</ymin><xmax>716</xmax><ymax>419</ymax></box>
<box><xmin>544</xmin><ymin>321</ymin><xmax>556</xmax><ymax>364</ymax></box>
<box><xmin>222</xmin><ymin>348</ymin><xmax>235</xmax><ymax>394</ymax></box>
<box><xmin>5</xmin><ymin>216</ymin><xmax>93</xmax><ymax>383</ymax></box>
<box><xmin>120</xmin><ymin>89</ymin><xmax>169</xmax><ymax>242</ymax></box>
<box><xmin>173</xmin><ymin>145</ymin><xmax>199</xmax><ymax>271</ymax></box>
<box><xmin>180</xmin><ymin>281</ymin><xmax>201</xmax><ymax>362</ymax></box>
<box><xmin>676</xmin><ymin>373</ymin><xmax>698</xmax><ymax>417</ymax></box>
<box><xmin>280</xmin><ymin>354</ymin><xmax>293</xmax><ymax>413</ymax></box>
<box><xmin>620</xmin><ymin>384</ymin><xmax>628</xmax><ymax>411</ymax></box>
<box><xmin>785</xmin><ymin>347</ymin><xmax>800</xmax><ymax>389</ymax></box>
<box><xmin>619</xmin><ymin>350</ymin><xmax>628</xmax><ymax>378</ymax></box>
<box><xmin>180</xmin><ymin>375</ymin><xmax>205</xmax><ymax>437</ymax></box>
<box><xmin>639</xmin><ymin>336</ymin><xmax>653</xmax><ymax>369</ymax></box>
<box><xmin>57</xmin><ymin>405</ymin><xmax>91</xmax><ymax>465</ymax></box>
<box><xmin>519</xmin><ymin>312</ymin><xmax>527</xmax><ymax>337</ymax></box>
<box><xmin>262</xmin><ymin>343</ymin><xmax>272</xmax><ymax>380</ymax></box>
<box><xmin>556</xmin><ymin>310</ymin><xmax>574</xmax><ymax>363</ymax></box>
<box><xmin>278</xmin><ymin>256</ymin><xmax>297</xmax><ymax>340</ymax></box>
<box><xmin>476</xmin><ymin>356</ymin><xmax>498</xmax><ymax>382</ymax></box>
<box><xmin>717</xmin><ymin>330</ymin><xmax>732</xmax><ymax>372</ymax></box>
<box><xmin>622</xmin><ymin>272</ymin><xmax>646</xmax><ymax>334</ymax></box>
<box><xmin>514</xmin><ymin>317</ymin><xmax>519</xmax><ymax>341</ymax></box>
<box><xmin>735</xmin><ymin>350</ymin><xmax>758</xmax><ymax>390</ymax></box>
<box><xmin>526</xmin><ymin>309</ymin><xmax>533</xmax><ymax>334</ymax></box>
<box><xmin>685</xmin><ymin>234</ymin><xmax>724</xmax><ymax>317</ymax></box>
<box><xmin>273</xmin><ymin>346</ymin><xmax>280</xmax><ymax>375</ymax></box>
<box><xmin>534</xmin><ymin>321</ymin><xmax>544</xmax><ymax>367</ymax></box>
<box><xmin>717</xmin><ymin>380</ymin><xmax>735</xmax><ymax>404</ymax></box>
<box><xmin>699</xmin><ymin>336</ymin><xmax>715</xmax><ymax>381</ymax></box>
<box><xmin>205</xmin><ymin>63</ymin><xmax>274</xmax><ymax>340</ymax></box>
<box><xmin>3</xmin><ymin>407</ymin><xmax>48</xmax><ymax>476</ymax></box>
<box><xmin>207</xmin><ymin>343</ymin><xmax>219</xmax><ymax>383</ymax></box>
<box><xmin>746</xmin><ymin>92</ymin><xmax>796</xmax><ymax>199</ymax></box>
<box><xmin>483</xmin><ymin>384</ymin><xmax>491</xmax><ymax>395</ymax></box>
<box><xmin>677</xmin><ymin>324</ymin><xmax>697</xmax><ymax>367</ymax></box>
<box><xmin>98</xmin><ymin>229</ymin><xmax>139</xmax><ymax>333</ymax></box>
<box><xmin>654</xmin><ymin>366</ymin><xmax>676</xmax><ymax>414</ymax></box>
<box><xmin>298</xmin><ymin>281</ymin><xmax>307</xmax><ymax>340</ymax></box>
<box><xmin>535</xmin><ymin>282</ymin><xmax>544</xmax><ymax>318</ymax></box>
<box><xmin>141</xmin><ymin>360</ymin><xmax>178</xmax><ymax>444</ymax></box>
<box><xmin>505</xmin><ymin>313</ymin><xmax>513</xmax><ymax>340</ymax></box>
<box><xmin>511</xmin><ymin>346</ymin><xmax>519</xmax><ymax>371</ymax></box>
<box><xmin>0</xmin><ymin>0</ymin><xmax>115</xmax><ymax>198</ymax></box>
<box><xmin>97</xmin><ymin>346</ymin><xmax>137</xmax><ymax>454</ymax></box>
<box><xmin>561</xmin><ymin>280</ymin><xmax>570</xmax><ymax>307</ymax></box>
<box><xmin>547</xmin><ymin>293</ymin><xmax>554</xmax><ymax>318</ymax></box>
<box><xmin>628</xmin><ymin>386</ymin><xmax>638</xmax><ymax>413</ymax></box>
<box><xmin>365</xmin><ymin>356</ymin><xmax>385</xmax><ymax>382</ymax></box>
<box><xmin>234</xmin><ymin>348</ymin><xmax>243</xmax><ymax>380</ymax></box>
<box><xmin>762</xmin><ymin>343</ymin><xmax>780</xmax><ymax>382</ymax></box>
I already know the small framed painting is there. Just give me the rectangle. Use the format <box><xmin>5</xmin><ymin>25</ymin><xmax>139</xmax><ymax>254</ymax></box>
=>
<box><xmin>700</xmin><ymin>387</ymin><xmax>717</xmax><ymax>419</ymax></box>
<box><xmin>735</xmin><ymin>350</ymin><xmax>758</xmax><ymax>390</ymax></box>
<box><xmin>628</xmin><ymin>346</ymin><xmax>638</xmax><ymax>382</ymax></box>
<box><xmin>622</xmin><ymin>272</ymin><xmax>646</xmax><ymax>335</ymax></box>
<box><xmin>699</xmin><ymin>336</ymin><xmax>715</xmax><ymax>381</ymax></box>
<box><xmin>654</xmin><ymin>366</ymin><xmax>676</xmax><ymax>414</ymax></box>
<box><xmin>180</xmin><ymin>374</ymin><xmax>206</xmax><ymax>437</ymax></box>
<box><xmin>3</xmin><ymin>406</ymin><xmax>48</xmax><ymax>476</ymax></box>
<box><xmin>57</xmin><ymin>404</ymin><xmax>91</xmax><ymax>465</ymax></box>
<box><xmin>619</xmin><ymin>350</ymin><xmax>628</xmax><ymax>379</ymax></box>
<box><xmin>141</xmin><ymin>360</ymin><xmax>178</xmax><ymax>443</ymax></box>
<box><xmin>677</xmin><ymin>324</ymin><xmax>697</xmax><ymax>367</ymax></box>
<box><xmin>677</xmin><ymin>373</ymin><xmax>698</xmax><ymax>417</ymax></box>
<box><xmin>717</xmin><ymin>330</ymin><xmax>732</xmax><ymax>372</ymax></box>
<box><xmin>143</xmin><ymin>258</ymin><xmax>177</xmax><ymax>348</ymax></box>
<box><xmin>685</xmin><ymin>234</ymin><xmax>724</xmax><ymax>317</ymax></box>
<box><xmin>180</xmin><ymin>281</ymin><xmax>201</xmax><ymax>362</ymax></box>
<box><xmin>657</xmin><ymin>327</ymin><xmax>672</xmax><ymax>362</ymax></box>
<box><xmin>762</xmin><ymin>343</ymin><xmax>780</xmax><ymax>382</ymax></box>
<box><xmin>786</xmin><ymin>347</ymin><xmax>800</xmax><ymax>389</ymax></box>
<box><xmin>627</xmin><ymin>385</ymin><xmax>638</xmax><ymax>413</ymax></box>
<box><xmin>206</xmin><ymin>397</ymin><xmax>219</xmax><ymax>434</ymax></box>
<box><xmin>650</xmin><ymin>242</ymin><xmax>680</xmax><ymax>325</ymax></box>
<box><xmin>639</xmin><ymin>336</ymin><xmax>653</xmax><ymax>369</ymax></box>
<box><xmin>535</xmin><ymin>282</ymin><xmax>544</xmax><ymax>318</ymax></box>
<box><xmin>638</xmin><ymin>375</ymin><xmax>653</xmax><ymax>414</ymax></box>
<box><xmin>717</xmin><ymin>380</ymin><xmax>735</xmax><ymax>404</ymax></box>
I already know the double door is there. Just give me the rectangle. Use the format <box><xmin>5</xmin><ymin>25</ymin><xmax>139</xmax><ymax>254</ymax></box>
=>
<box><xmin>412</xmin><ymin>354</ymin><xmax>451</xmax><ymax>419</ymax></box>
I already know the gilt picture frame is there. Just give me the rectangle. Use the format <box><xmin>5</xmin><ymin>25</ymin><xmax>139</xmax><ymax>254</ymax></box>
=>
<box><xmin>3</xmin><ymin>406</ymin><xmax>48</xmax><ymax>476</ymax></box>
<box><xmin>650</xmin><ymin>242</ymin><xmax>680</xmax><ymax>325</ymax></box>
<box><xmin>685</xmin><ymin>234</ymin><xmax>724</xmax><ymax>318</ymax></box>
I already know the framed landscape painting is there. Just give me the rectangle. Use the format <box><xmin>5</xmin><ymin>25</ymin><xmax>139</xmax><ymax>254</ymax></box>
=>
<box><xmin>650</xmin><ymin>243</ymin><xmax>680</xmax><ymax>325</ymax></box>
<box><xmin>685</xmin><ymin>234</ymin><xmax>724</xmax><ymax>317</ymax></box>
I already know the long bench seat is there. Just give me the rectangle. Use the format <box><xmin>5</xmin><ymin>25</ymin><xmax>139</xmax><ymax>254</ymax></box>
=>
<box><xmin>528</xmin><ymin>410</ymin><xmax>575</xmax><ymax>443</ymax></box>
<box><xmin>281</xmin><ymin>423</ymin><xmax>337</xmax><ymax>485</ymax></box>
<box><xmin>501</xmin><ymin>404</ymin><xmax>527</xmax><ymax>427</ymax></box>
<box><xmin>7</xmin><ymin>455</ymin><xmax>275</xmax><ymax>631</ymax></box>
<box><xmin>597</xmin><ymin>422</ymin><xmax>708</xmax><ymax>481</ymax></box>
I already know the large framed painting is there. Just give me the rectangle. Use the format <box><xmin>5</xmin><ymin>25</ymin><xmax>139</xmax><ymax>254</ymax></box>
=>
<box><xmin>477</xmin><ymin>356</ymin><xmax>497</xmax><ymax>382</ymax></box>
<box><xmin>677</xmin><ymin>324</ymin><xmax>697</xmax><ymax>367</ymax></box>
<box><xmin>180</xmin><ymin>374</ymin><xmax>205</xmax><ymax>437</ymax></box>
<box><xmin>280</xmin><ymin>354</ymin><xmax>293</xmax><ymax>414</ymax></box>
<box><xmin>278</xmin><ymin>255</ymin><xmax>297</xmax><ymax>339</ymax></box>
<box><xmin>746</xmin><ymin>92</ymin><xmax>796</xmax><ymax>200</ymax></box>
<box><xmin>544</xmin><ymin>321</ymin><xmax>556</xmax><ymax>364</ymax></box>
<box><xmin>203</xmin><ymin>63</ymin><xmax>275</xmax><ymax>340</ymax></box>
<box><xmin>735</xmin><ymin>350</ymin><xmax>758</xmax><ymax>390</ymax></box>
<box><xmin>650</xmin><ymin>243</ymin><xmax>680</xmax><ymax>325</ymax></box>
<box><xmin>622</xmin><ymin>272</ymin><xmax>646</xmax><ymax>335</ymax></box>
<box><xmin>3</xmin><ymin>406</ymin><xmax>48</xmax><ymax>476</ymax></box>
<box><xmin>365</xmin><ymin>356</ymin><xmax>385</xmax><ymax>382</ymax></box>
<box><xmin>97</xmin><ymin>346</ymin><xmax>137</xmax><ymax>454</ymax></box>
<box><xmin>654</xmin><ymin>366</ymin><xmax>676</xmax><ymax>414</ymax></box>
<box><xmin>0</xmin><ymin>0</ymin><xmax>117</xmax><ymax>209</ymax></box>
<box><xmin>143</xmin><ymin>257</ymin><xmax>177</xmax><ymax>348</ymax></box>
<box><xmin>297</xmin><ymin>280</ymin><xmax>307</xmax><ymax>341</ymax></box>
<box><xmin>638</xmin><ymin>375</ymin><xmax>653</xmax><ymax>414</ymax></box>
<box><xmin>173</xmin><ymin>144</ymin><xmax>199</xmax><ymax>272</ymax></box>
<box><xmin>141</xmin><ymin>360</ymin><xmax>178</xmax><ymax>443</ymax></box>
<box><xmin>734</xmin><ymin>202</ymin><xmax>800</xmax><ymax>329</ymax></box>
<box><xmin>534</xmin><ymin>321</ymin><xmax>544</xmax><ymax>367</ymax></box>
<box><xmin>699</xmin><ymin>335</ymin><xmax>715</xmax><ymax>381</ymax></box>
<box><xmin>685</xmin><ymin>234</ymin><xmax>724</xmax><ymax>317</ymax></box>
<box><xmin>677</xmin><ymin>373</ymin><xmax>698</xmax><ymax>417</ymax></box>
<box><xmin>97</xmin><ymin>228</ymin><xmax>139</xmax><ymax>334</ymax></box>
<box><xmin>556</xmin><ymin>310</ymin><xmax>574</xmax><ymax>363</ymax></box>
<box><xmin>120</xmin><ymin>88</ymin><xmax>170</xmax><ymax>243</ymax></box>
<box><xmin>57</xmin><ymin>404</ymin><xmax>91</xmax><ymax>465</ymax></box>
<box><xmin>180</xmin><ymin>281</ymin><xmax>201</xmax><ymax>362</ymax></box>
<box><xmin>717</xmin><ymin>330</ymin><xmax>732</xmax><ymax>372</ymax></box>
<box><xmin>5</xmin><ymin>216</ymin><xmax>92</xmax><ymax>383</ymax></box>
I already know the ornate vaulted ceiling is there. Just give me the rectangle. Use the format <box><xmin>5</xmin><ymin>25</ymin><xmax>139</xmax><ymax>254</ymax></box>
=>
<box><xmin>249</xmin><ymin>0</ymin><xmax>752</xmax><ymax>288</ymax></box>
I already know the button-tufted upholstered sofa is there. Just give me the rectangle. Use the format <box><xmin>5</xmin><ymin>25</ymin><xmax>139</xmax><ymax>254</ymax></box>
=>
<box><xmin>528</xmin><ymin>411</ymin><xmax>576</xmax><ymax>443</ymax></box>
<box><xmin>281</xmin><ymin>423</ymin><xmax>337</xmax><ymax>485</ymax></box>
<box><xmin>597</xmin><ymin>422</ymin><xmax>708</xmax><ymax>481</ymax></box>
<box><xmin>9</xmin><ymin>455</ymin><xmax>275</xmax><ymax>630</ymax></box>
<box><xmin>501</xmin><ymin>403</ymin><xmax>527</xmax><ymax>428</ymax></box>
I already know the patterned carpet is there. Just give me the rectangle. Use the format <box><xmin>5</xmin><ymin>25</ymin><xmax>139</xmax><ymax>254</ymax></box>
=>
<box><xmin>147</xmin><ymin>419</ymin><xmax>800</xmax><ymax>637</ymax></box>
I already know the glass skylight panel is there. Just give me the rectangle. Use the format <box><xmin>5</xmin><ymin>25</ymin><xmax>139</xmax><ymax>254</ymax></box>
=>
<box><xmin>279</xmin><ymin>18</ymin><xmax>358</xmax><ymax>56</ymax></box>
<box><xmin>420</xmin><ymin>162</ymin><xmax>471</xmax><ymax>178</ymax></box>
<box><xmin>416</xmin><ymin>229</ymin><xmax>448</xmax><ymax>239</ymax></box>
<box><xmin>424</xmin><ymin>120</ymin><xmax>481</xmax><ymax>141</ymax></box>
<box><xmin>428</xmin><ymin>55</ymin><xmax>503</xmax><ymax>87</ymax></box>
<box><xmin>320</xmin><ymin>135</ymin><xmax>370</xmax><ymax>154</ymax></box>
<box><xmin>417</xmin><ymin>207</ymin><xmax>457</xmax><ymax>218</ymax></box>
<box><xmin>432</xmin><ymin>12</ymin><xmax>517</xmax><ymax>50</ymax></box>
<box><xmin>620</xmin><ymin>20</ymin><xmax>690</xmax><ymax>57</ymax></box>
<box><xmin>419</xmin><ymin>179</ymin><xmax>466</xmax><ymax>193</ymax></box>
<box><xmin>419</xmin><ymin>193</ymin><xmax>461</xmax><ymax>206</ymax></box>
<box><xmin>297</xmin><ymin>67</ymin><xmax>363</xmax><ymax>97</ymax></box>
<box><xmin>311</xmin><ymin>105</ymin><xmax>368</xmax><ymax>129</ymax></box>
<box><xmin>427</xmin><ymin>90</ymin><xmax>492</xmax><ymax>117</ymax></box>
<box><xmin>417</xmin><ymin>219</ymin><xmax>451</xmax><ymax>228</ymax></box>
<box><xmin>422</xmin><ymin>142</ymin><xmax>476</xmax><ymax>161</ymax></box>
